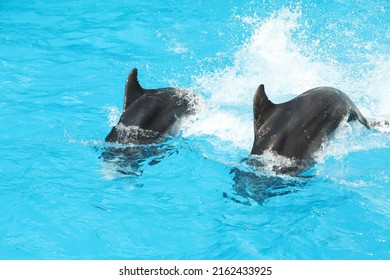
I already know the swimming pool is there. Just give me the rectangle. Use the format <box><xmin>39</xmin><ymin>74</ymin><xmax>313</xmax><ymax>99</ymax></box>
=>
<box><xmin>0</xmin><ymin>0</ymin><xmax>389</xmax><ymax>259</ymax></box>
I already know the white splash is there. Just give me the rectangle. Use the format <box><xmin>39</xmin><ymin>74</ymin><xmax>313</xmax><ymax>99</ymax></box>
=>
<box><xmin>168</xmin><ymin>40</ymin><xmax>188</xmax><ymax>54</ymax></box>
<box><xmin>183</xmin><ymin>7</ymin><xmax>340</xmax><ymax>150</ymax></box>
<box><xmin>102</xmin><ymin>105</ymin><xmax>120</xmax><ymax>126</ymax></box>
<box><xmin>183</xmin><ymin>6</ymin><xmax>390</xmax><ymax>159</ymax></box>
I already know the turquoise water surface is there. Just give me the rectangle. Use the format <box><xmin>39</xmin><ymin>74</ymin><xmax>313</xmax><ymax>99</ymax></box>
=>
<box><xmin>1</xmin><ymin>0</ymin><xmax>389</xmax><ymax>259</ymax></box>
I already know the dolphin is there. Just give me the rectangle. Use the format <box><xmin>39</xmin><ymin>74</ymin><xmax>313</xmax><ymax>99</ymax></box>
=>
<box><xmin>105</xmin><ymin>68</ymin><xmax>196</xmax><ymax>144</ymax></box>
<box><xmin>250</xmin><ymin>84</ymin><xmax>370</xmax><ymax>174</ymax></box>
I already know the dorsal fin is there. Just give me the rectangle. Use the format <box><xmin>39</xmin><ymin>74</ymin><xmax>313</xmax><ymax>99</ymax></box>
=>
<box><xmin>253</xmin><ymin>84</ymin><xmax>275</xmax><ymax>130</ymax></box>
<box><xmin>123</xmin><ymin>68</ymin><xmax>144</xmax><ymax>111</ymax></box>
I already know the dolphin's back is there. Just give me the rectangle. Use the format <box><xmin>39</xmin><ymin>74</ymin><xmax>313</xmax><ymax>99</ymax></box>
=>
<box><xmin>251</xmin><ymin>86</ymin><xmax>369</xmax><ymax>162</ymax></box>
<box><xmin>118</xmin><ymin>89</ymin><xmax>186</xmax><ymax>132</ymax></box>
<box><xmin>105</xmin><ymin>68</ymin><xmax>195</xmax><ymax>144</ymax></box>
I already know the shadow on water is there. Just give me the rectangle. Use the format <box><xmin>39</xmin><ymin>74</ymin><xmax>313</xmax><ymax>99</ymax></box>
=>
<box><xmin>226</xmin><ymin>157</ymin><xmax>312</xmax><ymax>205</ymax></box>
<box><xmin>99</xmin><ymin>140</ymin><xmax>177</xmax><ymax>177</ymax></box>
<box><xmin>98</xmin><ymin>136</ymin><xmax>311</xmax><ymax>204</ymax></box>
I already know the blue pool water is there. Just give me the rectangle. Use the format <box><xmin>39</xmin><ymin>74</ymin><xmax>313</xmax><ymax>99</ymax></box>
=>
<box><xmin>1</xmin><ymin>0</ymin><xmax>389</xmax><ymax>259</ymax></box>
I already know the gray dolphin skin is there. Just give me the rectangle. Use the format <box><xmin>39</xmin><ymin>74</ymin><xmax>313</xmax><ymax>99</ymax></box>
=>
<box><xmin>105</xmin><ymin>68</ymin><xmax>195</xmax><ymax>144</ymax></box>
<box><xmin>250</xmin><ymin>84</ymin><xmax>370</xmax><ymax>174</ymax></box>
